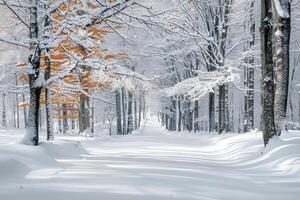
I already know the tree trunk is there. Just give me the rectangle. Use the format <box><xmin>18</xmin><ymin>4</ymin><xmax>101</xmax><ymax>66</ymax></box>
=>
<box><xmin>138</xmin><ymin>94</ymin><xmax>142</xmax><ymax>127</ymax></box>
<box><xmin>209</xmin><ymin>92</ymin><xmax>215</xmax><ymax>132</ymax></box>
<box><xmin>23</xmin><ymin>0</ymin><xmax>41</xmax><ymax>145</ymax></box>
<box><xmin>134</xmin><ymin>97</ymin><xmax>138</xmax><ymax>130</ymax></box>
<box><xmin>244</xmin><ymin>0</ymin><xmax>255</xmax><ymax>132</ymax></box>
<box><xmin>178</xmin><ymin>98</ymin><xmax>182</xmax><ymax>131</ymax></box>
<box><xmin>186</xmin><ymin>101</ymin><xmax>193</xmax><ymax>132</ymax></box>
<box><xmin>2</xmin><ymin>93</ymin><xmax>7</xmax><ymax>129</ymax></box>
<box><xmin>194</xmin><ymin>101</ymin><xmax>199</xmax><ymax>132</ymax></box>
<box><xmin>63</xmin><ymin>104</ymin><xmax>68</xmax><ymax>133</ymax></box>
<box><xmin>79</xmin><ymin>94</ymin><xmax>85</xmax><ymax>133</ymax></box>
<box><xmin>127</xmin><ymin>91</ymin><xmax>133</xmax><ymax>134</ymax></box>
<box><xmin>171</xmin><ymin>98</ymin><xmax>177</xmax><ymax>131</ymax></box>
<box><xmin>261</xmin><ymin>0</ymin><xmax>276</xmax><ymax>146</ymax></box>
<box><xmin>84</xmin><ymin>98</ymin><xmax>90</xmax><ymax>133</ymax></box>
<box><xmin>79</xmin><ymin>94</ymin><xmax>90</xmax><ymax>133</ymax></box>
<box><xmin>26</xmin><ymin>81</ymin><xmax>41</xmax><ymax>145</ymax></box>
<box><xmin>142</xmin><ymin>94</ymin><xmax>146</xmax><ymax>119</ymax></box>
<box><xmin>45</xmin><ymin>86</ymin><xmax>53</xmax><ymax>140</ymax></box>
<box><xmin>217</xmin><ymin>0</ymin><xmax>231</xmax><ymax>134</ymax></box>
<box><xmin>219</xmin><ymin>85</ymin><xmax>226</xmax><ymax>134</ymax></box>
<box><xmin>165</xmin><ymin>111</ymin><xmax>169</xmax><ymax>130</ymax></box>
<box><xmin>116</xmin><ymin>89</ymin><xmax>122</xmax><ymax>135</ymax></box>
<box><xmin>23</xmin><ymin>94</ymin><xmax>28</xmax><ymax>128</ymax></box>
<box><xmin>91</xmin><ymin>99</ymin><xmax>95</xmax><ymax>134</ymax></box>
<box><xmin>15</xmin><ymin>76</ymin><xmax>20</xmax><ymax>129</ymax></box>
<box><xmin>44</xmin><ymin>31</ymin><xmax>53</xmax><ymax>140</ymax></box>
<box><xmin>122</xmin><ymin>88</ymin><xmax>127</xmax><ymax>135</ymax></box>
<box><xmin>273</xmin><ymin>0</ymin><xmax>291</xmax><ymax>135</ymax></box>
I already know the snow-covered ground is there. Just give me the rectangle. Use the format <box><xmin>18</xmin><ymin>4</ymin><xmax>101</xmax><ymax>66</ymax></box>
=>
<box><xmin>0</xmin><ymin>117</ymin><xmax>300</xmax><ymax>200</ymax></box>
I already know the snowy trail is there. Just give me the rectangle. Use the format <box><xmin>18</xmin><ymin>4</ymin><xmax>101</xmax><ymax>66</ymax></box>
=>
<box><xmin>1</xmin><ymin>117</ymin><xmax>300</xmax><ymax>200</ymax></box>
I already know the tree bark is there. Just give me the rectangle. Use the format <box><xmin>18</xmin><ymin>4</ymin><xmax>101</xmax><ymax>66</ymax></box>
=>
<box><xmin>127</xmin><ymin>91</ymin><xmax>133</xmax><ymax>134</ymax></box>
<box><xmin>44</xmin><ymin>26</ymin><xmax>53</xmax><ymax>140</ymax></box>
<box><xmin>24</xmin><ymin>0</ymin><xmax>42</xmax><ymax>145</ymax></box>
<box><xmin>116</xmin><ymin>89</ymin><xmax>122</xmax><ymax>135</ymax></box>
<box><xmin>209</xmin><ymin>92</ymin><xmax>215</xmax><ymax>132</ymax></box>
<box><xmin>261</xmin><ymin>0</ymin><xmax>276</xmax><ymax>146</ymax></box>
<box><xmin>2</xmin><ymin>92</ymin><xmax>7</xmax><ymax>129</ymax></box>
<box><xmin>62</xmin><ymin>104</ymin><xmax>68</xmax><ymax>133</ymax></box>
<box><xmin>138</xmin><ymin>94</ymin><xmax>142</xmax><ymax>127</ymax></box>
<box><xmin>219</xmin><ymin>85</ymin><xmax>226</xmax><ymax>134</ymax></box>
<box><xmin>185</xmin><ymin>100</ymin><xmax>193</xmax><ymax>132</ymax></box>
<box><xmin>244</xmin><ymin>0</ymin><xmax>255</xmax><ymax>132</ymax></box>
<box><xmin>122</xmin><ymin>87</ymin><xmax>127</xmax><ymax>135</ymax></box>
<box><xmin>91</xmin><ymin>99</ymin><xmax>95</xmax><ymax>134</ymax></box>
<box><xmin>218</xmin><ymin>0</ymin><xmax>232</xmax><ymax>134</ymax></box>
<box><xmin>194</xmin><ymin>101</ymin><xmax>199</xmax><ymax>132</ymax></box>
<box><xmin>171</xmin><ymin>98</ymin><xmax>177</xmax><ymax>131</ymax></box>
<box><xmin>134</xmin><ymin>97</ymin><xmax>138</xmax><ymax>130</ymax></box>
<box><xmin>79</xmin><ymin>94</ymin><xmax>90</xmax><ymax>133</ymax></box>
<box><xmin>273</xmin><ymin>0</ymin><xmax>291</xmax><ymax>135</ymax></box>
<box><xmin>22</xmin><ymin>94</ymin><xmax>28</xmax><ymax>128</ymax></box>
<box><xmin>15</xmin><ymin>76</ymin><xmax>20</xmax><ymax>129</ymax></box>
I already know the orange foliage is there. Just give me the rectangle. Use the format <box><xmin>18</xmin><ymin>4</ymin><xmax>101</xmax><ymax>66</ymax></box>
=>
<box><xmin>16</xmin><ymin>0</ymin><xmax>129</xmax><ymax>121</ymax></box>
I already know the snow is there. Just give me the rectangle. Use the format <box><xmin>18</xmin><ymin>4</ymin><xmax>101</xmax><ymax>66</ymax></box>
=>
<box><xmin>21</xmin><ymin>127</ymin><xmax>36</xmax><ymax>145</ymax></box>
<box><xmin>0</xmin><ymin>118</ymin><xmax>300</xmax><ymax>200</ymax></box>
<box><xmin>273</xmin><ymin>0</ymin><xmax>290</xmax><ymax>18</ymax></box>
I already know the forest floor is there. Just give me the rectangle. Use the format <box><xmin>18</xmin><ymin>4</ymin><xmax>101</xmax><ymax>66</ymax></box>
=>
<box><xmin>0</xmin><ymin>117</ymin><xmax>300</xmax><ymax>200</ymax></box>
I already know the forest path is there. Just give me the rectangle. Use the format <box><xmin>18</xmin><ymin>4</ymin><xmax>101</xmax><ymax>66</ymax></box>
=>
<box><xmin>1</xmin><ymin>116</ymin><xmax>299</xmax><ymax>200</ymax></box>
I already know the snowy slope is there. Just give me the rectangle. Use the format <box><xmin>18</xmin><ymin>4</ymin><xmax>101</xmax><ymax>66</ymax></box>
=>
<box><xmin>0</xmin><ymin>118</ymin><xmax>300</xmax><ymax>200</ymax></box>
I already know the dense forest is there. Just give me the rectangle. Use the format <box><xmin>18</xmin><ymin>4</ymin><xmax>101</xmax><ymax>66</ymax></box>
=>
<box><xmin>0</xmin><ymin>1</ymin><xmax>299</xmax><ymax>199</ymax></box>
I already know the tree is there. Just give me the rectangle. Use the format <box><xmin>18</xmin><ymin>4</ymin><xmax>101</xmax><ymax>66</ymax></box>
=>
<box><xmin>261</xmin><ymin>0</ymin><xmax>276</xmax><ymax>146</ymax></box>
<box><xmin>273</xmin><ymin>0</ymin><xmax>291</xmax><ymax>135</ymax></box>
<box><xmin>243</xmin><ymin>0</ymin><xmax>255</xmax><ymax>132</ymax></box>
<box><xmin>260</xmin><ymin>0</ymin><xmax>291</xmax><ymax>146</ymax></box>
<box><xmin>23</xmin><ymin>0</ymin><xmax>42</xmax><ymax>145</ymax></box>
<box><xmin>0</xmin><ymin>0</ymin><xmax>148</xmax><ymax>144</ymax></box>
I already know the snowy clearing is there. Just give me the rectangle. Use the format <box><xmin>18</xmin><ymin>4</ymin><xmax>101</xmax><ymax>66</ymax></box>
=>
<box><xmin>0</xmin><ymin>117</ymin><xmax>300</xmax><ymax>200</ymax></box>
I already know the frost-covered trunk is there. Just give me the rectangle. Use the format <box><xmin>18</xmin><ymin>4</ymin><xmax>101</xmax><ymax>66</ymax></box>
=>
<box><xmin>45</xmin><ymin>83</ymin><xmax>53</xmax><ymax>140</ymax></box>
<box><xmin>44</xmin><ymin>47</ymin><xmax>53</xmax><ymax>140</ymax></box>
<box><xmin>116</xmin><ymin>89</ymin><xmax>122</xmax><ymax>135</ymax></box>
<box><xmin>25</xmin><ymin>81</ymin><xmax>41</xmax><ymax>145</ymax></box>
<box><xmin>204</xmin><ymin>4</ymin><xmax>217</xmax><ymax>133</ymax></box>
<box><xmin>273</xmin><ymin>0</ymin><xmax>291</xmax><ymax>135</ymax></box>
<box><xmin>261</xmin><ymin>0</ymin><xmax>276</xmax><ymax>146</ymax></box>
<box><xmin>43</xmin><ymin>5</ymin><xmax>53</xmax><ymax>140</ymax></box>
<box><xmin>23</xmin><ymin>0</ymin><xmax>42</xmax><ymax>145</ymax></box>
